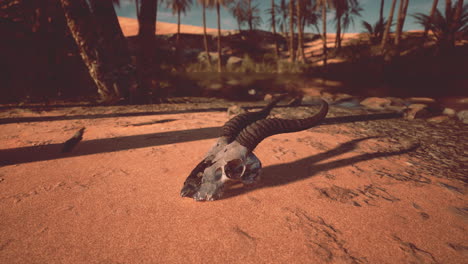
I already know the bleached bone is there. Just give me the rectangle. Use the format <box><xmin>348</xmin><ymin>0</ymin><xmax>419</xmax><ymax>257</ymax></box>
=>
<box><xmin>181</xmin><ymin>96</ymin><xmax>329</xmax><ymax>201</ymax></box>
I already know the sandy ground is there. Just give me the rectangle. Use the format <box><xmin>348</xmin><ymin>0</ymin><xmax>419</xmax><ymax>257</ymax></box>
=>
<box><xmin>118</xmin><ymin>17</ymin><xmax>231</xmax><ymax>36</ymax></box>
<box><xmin>0</xmin><ymin>101</ymin><xmax>466</xmax><ymax>264</ymax></box>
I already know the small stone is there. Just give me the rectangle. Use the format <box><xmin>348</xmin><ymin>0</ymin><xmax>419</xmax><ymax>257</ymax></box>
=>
<box><xmin>456</xmin><ymin>110</ymin><xmax>468</xmax><ymax>124</ymax></box>
<box><xmin>227</xmin><ymin>105</ymin><xmax>246</xmax><ymax>117</ymax></box>
<box><xmin>301</xmin><ymin>95</ymin><xmax>324</xmax><ymax>105</ymax></box>
<box><xmin>443</xmin><ymin>108</ymin><xmax>456</xmax><ymax>116</ymax></box>
<box><xmin>407</xmin><ymin>97</ymin><xmax>436</xmax><ymax>104</ymax></box>
<box><xmin>404</xmin><ymin>104</ymin><xmax>430</xmax><ymax>120</ymax></box>
<box><xmin>427</xmin><ymin>115</ymin><xmax>449</xmax><ymax>123</ymax></box>
<box><xmin>386</xmin><ymin>97</ymin><xmax>408</xmax><ymax>107</ymax></box>
<box><xmin>456</xmin><ymin>97</ymin><xmax>468</xmax><ymax>104</ymax></box>
<box><xmin>334</xmin><ymin>93</ymin><xmax>354</xmax><ymax>102</ymax></box>
<box><xmin>264</xmin><ymin>94</ymin><xmax>273</xmax><ymax>102</ymax></box>
<box><xmin>208</xmin><ymin>83</ymin><xmax>223</xmax><ymax>90</ymax></box>
<box><xmin>360</xmin><ymin>97</ymin><xmax>392</xmax><ymax>110</ymax></box>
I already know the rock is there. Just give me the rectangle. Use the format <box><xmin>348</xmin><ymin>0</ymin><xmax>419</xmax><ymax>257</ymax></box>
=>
<box><xmin>386</xmin><ymin>97</ymin><xmax>408</xmax><ymax>107</ymax></box>
<box><xmin>443</xmin><ymin>108</ymin><xmax>456</xmax><ymax>116</ymax></box>
<box><xmin>227</xmin><ymin>56</ymin><xmax>243</xmax><ymax>67</ymax></box>
<box><xmin>320</xmin><ymin>92</ymin><xmax>335</xmax><ymax>103</ymax></box>
<box><xmin>427</xmin><ymin>115</ymin><xmax>450</xmax><ymax>123</ymax></box>
<box><xmin>287</xmin><ymin>96</ymin><xmax>303</xmax><ymax>107</ymax></box>
<box><xmin>301</xmin><ymin>95</ymin><xmax>324</xmax><ymax>105</ymax></box>
<box><xmin>407</xmin><ymin>97</ymin><xmax>436</xmax><ymax>104</ymax></box>
<box><xmin>404</xmin><ymin>104</ymin><xmax>430</xmax><ymax>120</ymax></box>
<box><xmin>386</xmin><ymin>105</ymin><xmax>407</xmax><ymax>113</ymax></box>
<box><xmin>227</xmin><ymin>105</ymin><xmax>246</xmax><ymax>117</ymax></box>
<box><xmin>264</xmin><ymin>94</ymin><xmax>273</xmax><ymax>102</ymax></box>
<box><xmin>208</xmin><ymin>83</ymin><xmax>223</xmax><ymax>90</ymax></box>
<box><xmin>456</xmin><ymin>98</ymin><xmax>468</xmax><ymax>104</ymax></box>
<box><xmin>360</xmin><ymin>97</ymin><xmax>392</xmax><ymax>110</ymax></box>
<box><xmin>456</xmin><ymin>110</ymin><xmax>468</xmax><ymax>124</ymax></box>
<box><xmin>198</xmin><ymin>52</ymin><xmax>219</xmax><ymax>63</ymax></box>
<box><xmin>334</xmin><ymin>93</ymin><xmax>354</xmax><ymax>103</ymax></box>
<box><xmin>226</xmin><ymin>79</ymin><xmax>241</xmax><ymax>86</ymax></box>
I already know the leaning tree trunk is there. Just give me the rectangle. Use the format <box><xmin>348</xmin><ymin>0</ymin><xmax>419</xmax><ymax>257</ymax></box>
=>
<box><xmin>423</xmin><ymin>0</ymin><xmax>439</xmax><ymax>39</ymax></box>
<box><xmin>89</xmin><ymin>0</ymin><xmax>138</xmax><ymax>101</ymax></box>
<box><xmin>322</xmin><ymin>2</ymin><xmax>327</xmax><ymax>68</ymax></box>
<box><xmin>394</xmin><ymin>0</ymin><xmax>410</xmax><ymax>48</ymax></box>
<box><xmin>271</xmin><ymin>0</ymin><xmax>279</xmax><ymax>58</ymax></box>
<box><xmin>60</xmin><ymin>0</ymin><xmax>127</xmax><ymax>103</ymax></box>
<box><xmin>216</xmin><ymin>2</ymin><xmax>222</xmax><ymax>72</ymax></box>
<box><xmin>296</xmin><ymin>0</ymin><xmax>305</xmax><ymax>61</ymax></box>
<box><xmin>202</xmin><ymin>3</ymin><xmax>212</xmax><ymax>67</ymax></box>
<box><xmin>380</xmin><ymin>0</ymin><xmax>398</xmax><ymax>53</ymax></box>
<box><xmin>289</xmin><ymin>0</ymin><xmax>296</xmax><ymax>62</ymax></box>
<box><xmin>137</xmin><ymin>0</ymin><xmax>158</xmax><ymax>103</ymax></box>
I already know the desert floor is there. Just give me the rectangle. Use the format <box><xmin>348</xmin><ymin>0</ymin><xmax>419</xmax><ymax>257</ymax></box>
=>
<box><xmin>0</xmin><ymin>99</ymin><xmax>466</xmax><ymax>264</ymax></box>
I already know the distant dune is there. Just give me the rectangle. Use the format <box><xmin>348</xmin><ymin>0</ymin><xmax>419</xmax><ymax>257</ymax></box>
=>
<box><xmin>118</xmin><ymin>16</ymin><xmax>230</xmax><ymax>36</ymax></box>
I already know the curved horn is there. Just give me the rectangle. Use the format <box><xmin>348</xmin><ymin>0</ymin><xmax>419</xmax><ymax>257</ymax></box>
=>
<box><xmin>221</xmin><ymin>94</ymin><xmax>287</xmax><ymax>142</ymax></box>
<box><xmin>235</xmin><ymin>99</ymin><xmax>329</xmax><ymax>150</ymax></box>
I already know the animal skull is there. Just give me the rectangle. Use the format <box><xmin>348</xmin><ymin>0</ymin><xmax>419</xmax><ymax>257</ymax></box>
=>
<box><xmin>181</xmin><ymin>96</ymin><xmax>329</xmax><ymax>201</ymax></box>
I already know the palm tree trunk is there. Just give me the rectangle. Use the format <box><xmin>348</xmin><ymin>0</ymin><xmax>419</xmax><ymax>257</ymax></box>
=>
<box><xmin>89</xmin><ymin>0</ymin><xmax>136</xmax><ymax>97</ymax></box>
<box><xmin>137</xmin><ymin>0</ymin><xmax>158</xmax><ymax>103</ymax></box>
<box><xmin>272</xmin><ymin>0</ymin><xmax>279</xmax><ymax>58</ymax></box>
<box><xmin>423</xmin><ymin>0</ymin><xmax>439</xmax><ymax>39</ymax></box>
<box><xmin>322</xmin><ymin>2</ymin><xmax>327</xmax><ymax>67</ymax></box>
<box><xmin>395</xmin><ymin>0</ymin><xmax>410</xmax><ymax>47</ymax></box>
<box><xmin>335</xmin><ymin>13</ymin><xmax>342</xmax><ymax>49</ymax></box>
<box><xmin>296</xmin><ymin>0</ymin><xmax>305</xmax><ymax>61</ymax></box>
<box><xmin>289</xmin><ymin>0</ymin><xmax>296</xmax><ymax>62</ymax></box>
<box><xmin>60</xmin><ymin>0</ymin><xmax>126</xmax><ymax>103</ymax></box>
<box><xmin>380</xmin><ymin>0</ymin><xmax>398</xmax><ymax>52</ymax></box>
<box><xmin>248</xmin><ymin>0</ymin><xmax>253</xmax><ymax>31</ymax></box>
<box><xmin>177</xmin><ymin>9</ymin><xmax>181</xmax><ymax>45</ymax></box>
<box><xmin>379</xmin><ymin>0</ymin><xmax>385</xmax><ymax>22</ymax></box>
<box><xmin>216</xmin><ymin>2</ymin><xmax>222</xmax><ymax>72</ymax></box>
<box><xmin>202</xmin><ymin>2</ymin><xmax>212</xmax><ymax>67</ymax></box>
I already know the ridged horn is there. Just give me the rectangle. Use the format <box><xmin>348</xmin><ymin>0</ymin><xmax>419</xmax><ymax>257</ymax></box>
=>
<box><xmin>221</xmin><ymin>94</ymin><xmax>287</xmax><ymax>142</ymax></box>
<box><xmin>235</xmin><ymin>99</ymin><xmax>329</xmax><ymax>150</ymax></box>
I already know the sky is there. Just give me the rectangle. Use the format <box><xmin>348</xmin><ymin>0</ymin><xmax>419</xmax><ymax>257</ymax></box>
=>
<box><xmin>115</xmin><ymin>0</ymin><xmax>444</xmax><ymax>34</ymax></box>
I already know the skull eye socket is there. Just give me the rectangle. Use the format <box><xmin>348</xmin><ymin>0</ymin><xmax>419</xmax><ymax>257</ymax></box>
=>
<box><xmin>224</xmin><ymin>159</ymin><xmax>245</xmax><ymax>179</ymax></box>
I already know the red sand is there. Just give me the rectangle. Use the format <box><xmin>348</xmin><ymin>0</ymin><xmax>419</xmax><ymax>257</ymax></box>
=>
<box><xmin>0</xmin><ymin>105</ymin><xmax>466</xmax><ymax>263</ymax></box>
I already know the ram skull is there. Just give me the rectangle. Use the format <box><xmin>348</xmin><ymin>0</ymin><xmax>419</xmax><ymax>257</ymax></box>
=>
<box><xmin>181</xmin><ymin>96</ymin><xmax>329</xmax><ymax>201</ymax></box>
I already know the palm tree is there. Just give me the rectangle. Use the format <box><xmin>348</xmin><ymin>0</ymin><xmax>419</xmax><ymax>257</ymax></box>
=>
<box><xmin>296</xmin><ymin>0</ymin><xmax>306</xmax><ymax>61</ymax></box>
<box><xmin>333</xmin><ymin>0</ymin><xmax>362</xmax><ymax>49</ymax></box>
<box><xmin>362</xmin><ymin>18</ymin><xmax>387</xmax><ymax>44</ymax></box>
<box><xmin>289</xmin><ymin>0</ymin><xmax>296</xmax><ymax>62</ymax></box>
<box><xmin>135</xmin><ymin>0</ymin><xmax>158</xmax><ymax>102</ymax></box>
<box><xmin>413</xmin><ymin>1</ymin><xmax>468</xmax><ymax>52</ymax></box>
<box><xmin>266</xmin><ymin>0</ymin><xmax>280</xmax><ymax>58</ymax></box>
<box><xmin>379</xmin><ymin>0</ymin><xmax>385</xmax><ymax>23</ymax></box>
<box><xmin>230</xmin><ymin>0</ymin><xmax>247</xmax><ymax>31</ymax></box>
<box><xmin>422</xmin><ymin>0</ymin><xmax>439</xmax><ymax>39</ymax></box>
<box><xmin>277</xmin><ymin>0</ymin><xmax>290</xmax><ymax>40</ymax></box>
<box><xmin>198</xmin><ymin>0</ymin><xmax>212</xmax><ymax>67</ymax></box>
<box><xmin>380</xmin><ymin>0</ymin><xmax>397</xmax><ymax>52</ymax></box>
<box><xmin>167</xmin><ymin>0</ymin><xmax>193</xmax><ymax>45</ymax></box>
<box><xmin>60</xmin><ymin>0</ymin><xmax>136</xmax><ymax>103</ymax></box>
<box><xmin>394</xmin><ymin>0</ymin><xmax>410</xmax><ymax>47</ymax></box>
<box><xmin>207</xmin><ymin>0</ymin><xmax>233</xmax><ymax>72</ymax></box>
<box><xmin>316</xmin><ymin>0</ymin><xmax>333</xmax><ymax>67</ymax></box>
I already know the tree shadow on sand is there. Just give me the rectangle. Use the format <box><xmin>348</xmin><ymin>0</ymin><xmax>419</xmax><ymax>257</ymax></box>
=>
<box><xmin>0</xmin><ymin>113</ymin><xmax>403</xmax><ymax>166</ymax></box>
<box><xmin>222</xmin><ymin>137</ymin><xmax>420</xmax><ymax>200</ymax></box>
